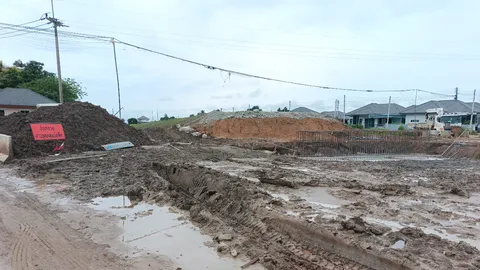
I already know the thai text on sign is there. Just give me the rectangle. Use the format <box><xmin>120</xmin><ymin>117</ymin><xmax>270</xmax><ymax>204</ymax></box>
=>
<box><xmin>30</xmin><ymin>124</ymin><xmax>66</xmax><ymax>141</ymax></box>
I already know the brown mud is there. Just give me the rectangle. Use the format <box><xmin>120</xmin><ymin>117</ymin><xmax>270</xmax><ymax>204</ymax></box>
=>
<box><xmin>0</xmin><ymin>102</ymin><xmax>151</xmax><ymax>158</ymax></box>
<box><xmin>11</xmin><ymin>140</ymin><xmax>480</xmax><ymax>270</ymax></box>
<box><xmin>195</xmin><ymin>117</ymin><xmax>345</xmax><ymax>142</ymax></box>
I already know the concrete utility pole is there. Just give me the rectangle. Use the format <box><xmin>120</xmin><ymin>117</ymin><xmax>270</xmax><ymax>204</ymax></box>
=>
<box><xmin>343</xmin><ymin>95</ymin><xmax>346</xmax><ymax>124</ymax></box>
<box><xmin>289</xmin><ymin>100</ymin><xmax>291</xmax><ymax>111</ymax></box>
<box><xmin>414</xmin><ymin>89</ymin><xmax>418</xmax><ymax>124</ymax></box>
<box><xmin>386</xmin><ymin>96</ymin><xmax>391</xmax><ymax>129</ymax></box>
<box><xmin>455</xmin><ymin>87</ymin><xmax>458</xmax><ymax>100</ymax></box>
<box><xmin>111</xmin><ymin>38</ymin><xmax>122</xmax><ymax>120</ymax></box>
<box><xmin>47</xmin><ymin>0</ymin><xmax>64</xmax><ymax>103</ymax></box>
<box><xmin>470</xmin><ymin>89</ymin><xmax>476</xmax><ymax>130</ymax></box>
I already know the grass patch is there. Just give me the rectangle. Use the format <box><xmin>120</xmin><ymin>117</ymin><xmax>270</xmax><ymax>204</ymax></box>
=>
<box><xmin>132</xmin><ymin>117</ymin><xmax>195</xmax><ymax>129</ymax></box>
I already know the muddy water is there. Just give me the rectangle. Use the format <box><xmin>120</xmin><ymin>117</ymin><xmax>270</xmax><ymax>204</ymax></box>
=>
<box><xmin>89</xmin><ymin>197</ymin><xmax>264</xmax><ymax>270</ymax></box>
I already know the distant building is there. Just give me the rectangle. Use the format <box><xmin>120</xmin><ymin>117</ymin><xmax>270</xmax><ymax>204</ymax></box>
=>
<box><xmin>137</xmin><ymin>116</ymin><xmax>150</xmax><ymax>123</ymax></box>
<box><xmin>0</xmin><ymin>88</ymin><xmax>56</xmax><ymax>116</ymax></box>
<box><xmin>401</xmin><ymin>100</ymin><xmax>479</xmax><ymax>127</ymax></box>
<box><xmin>320</xmin><ymin>111</ymin><xmax>353</xmax><ymax>124</ymax></box>
<box><xmin>347</xmin><ymin>103</ymin><xmax>406</xmax><ymax>130</ymax></box>
<box><xmin>291</xmin><ymin>107</ymin><xmax>318</xmax><ymax>113</ymax></box>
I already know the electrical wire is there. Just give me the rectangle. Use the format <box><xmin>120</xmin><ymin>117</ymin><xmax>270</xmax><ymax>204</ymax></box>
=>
<box><xmin>115</xmin><ymin>39</ymin><xmax>453</xmax><ymax>94</ymax></box>
<box><xmin>0</xmin><ymin>21</ymin><xmax>458</xmax><ymax>96</ymax></box>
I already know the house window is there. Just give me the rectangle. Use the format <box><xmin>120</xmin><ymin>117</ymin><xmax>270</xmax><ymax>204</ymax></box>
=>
<box><xmin>20</xmin><ymin>110</ymin><xmax>30</xmax><ymax>113</ymax></box>
<box><xmin>410</xmin><ymin>119</ymin><xmax>419</xmax><ymax>123</ymax></box>
<box><xmin>0</xmin><ymin>110</ymin><xmax>4</xmax><ymax>116</ymax></box>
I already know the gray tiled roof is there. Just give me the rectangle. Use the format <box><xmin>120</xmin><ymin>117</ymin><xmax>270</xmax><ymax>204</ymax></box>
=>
<box><xmin>401</xmin><ymin>100</ymin><xmax>480</xmax><ymax>114</ymax></box>
<box><xmin>320</xmin><ymin>111</ymin><xmax>352</xmax><ymax>119</ymax></box>
<box><xmin>0</xmin><ymin>88</ymin><xmax>56</xmax><ymax>106</ymax></box>
<box><xmin>346</xmin><ymin>103</ymin><xmax>405</xmax><ymax>116</ymax></box>
<box><xmin>291</xmin><ymin>106</ymin><xmax>318</xmax><ymax>113</ymax></box>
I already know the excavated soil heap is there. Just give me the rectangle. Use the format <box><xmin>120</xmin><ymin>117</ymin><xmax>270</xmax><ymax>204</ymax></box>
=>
<box><xmin>196</xmin><ymin>117</ymin><xmax>346</xmax><ymax>141</ymax></box>
<box><xmin>0</xmin><ymin>102</ymin><xmax>151</xmax><ymax>158</ymax></box>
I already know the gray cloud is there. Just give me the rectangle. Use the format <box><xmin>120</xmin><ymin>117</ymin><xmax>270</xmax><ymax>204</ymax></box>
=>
<box><xmin>157</xmin><ymin>96</ymin><xmax>175</xmax><ymax>102</ymax></box>
<box><xmin>248</xmin><ymin>88</ymin><xmax>262</xmax><ymax>98</ymax></box>
<box><xmin>210</xmin><ymin>95</ymin><xmax>233</xmax><ymax>99</ymax></box>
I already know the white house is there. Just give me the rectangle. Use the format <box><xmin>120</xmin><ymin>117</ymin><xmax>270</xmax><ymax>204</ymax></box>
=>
<box><xmin>401</xmin><ymin>100</ymin><xmax>479</xmax><ymax>128</ymax></box>
<box><xmin>346</xmin><ymin>103</ymin><xmax>406</xmax><ymax>130</ymax></box>
<box><xmin>0</xmin><ymin>88</ymin><xmax>56</xmax><ymax>116</ymax></box>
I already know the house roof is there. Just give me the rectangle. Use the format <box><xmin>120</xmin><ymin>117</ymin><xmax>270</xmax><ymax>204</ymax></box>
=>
<box><xmin>320</xmin><ymin>111</ymin><xmax>352</xmax><ymax>119</ymax></box>
<box><xmin>347</xmin><ymin>103</ymin><xmax>405</xmax><ymax>116</ymax></box>
<box><xmin>0</xmin><ymin>88</ymin><xmax>56</xmax><ymax>106</ymax></box>
<box><xmin>401</xmin><ymin>100</ymin><xmax>480</xmax><ymax>114</ymax></box>
<box><xmin>291</xmin><ymin>106</ymin><xmax>318</xmax><ymax>113</ymax></box>
<box><xmin>137</xmin><ymin>116</ymin><xmax>149</xmax><ymax>120</ymax></box>
<box><xmin>465</xmin><ymin>102</ymin><xmax>480</xmax><ymax>111</ymax></box>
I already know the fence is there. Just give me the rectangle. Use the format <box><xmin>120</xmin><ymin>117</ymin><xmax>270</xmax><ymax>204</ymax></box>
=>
<box><xmin>296</xmin><ymin>130</ymin><xmax>431</xmax><ymax>156</ymax></box>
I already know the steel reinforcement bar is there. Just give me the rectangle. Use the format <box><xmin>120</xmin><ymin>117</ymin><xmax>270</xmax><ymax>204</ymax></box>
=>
<box><xmin>296</xmin><ymin>130</ymin><xmax>431</xmax><ymax>156</ymax></box>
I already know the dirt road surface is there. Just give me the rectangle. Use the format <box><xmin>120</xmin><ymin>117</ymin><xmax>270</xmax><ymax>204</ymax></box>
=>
<box><xmin>0</xmin><ymin>168</ymin><xmax>176</xmax><ymax>270</ymax></box>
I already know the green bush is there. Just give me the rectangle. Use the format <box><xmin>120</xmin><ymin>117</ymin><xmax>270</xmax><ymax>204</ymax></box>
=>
<box><xmin>347</xmin><ymin>124</ymin><xmax>363</xmax><ymax>129</ymax></box>
<box><xmin>127</xmin><ymin>118</ymin><xmax>138</xmax><ymax>125</ymax></box>
<box><xmin>398</xmin><ymin>125</ymin><xmax>405</xmax><ymax>131</ymax></box>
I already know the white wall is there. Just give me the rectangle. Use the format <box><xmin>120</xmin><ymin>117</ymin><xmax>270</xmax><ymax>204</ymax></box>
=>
<box><xmin>0</xmin><ymin>107</ymin><xmax>32</xmax><ymax>116</ymax></box>
<box><xmin>405</xmin><ymin>114</ymin><xmax>425</xmax><ymax>124</ymax></box>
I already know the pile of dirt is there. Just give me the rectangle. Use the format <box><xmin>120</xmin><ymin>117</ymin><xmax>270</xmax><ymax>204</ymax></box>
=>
<box><xmin>0</xmin><ymin>102</ymin><xmax>151</xmax><ymax>158</ymax></box>
<box><xmin>195</xmin><ymin>117</ymin><xmax>346</xmax><ymax>142</ymax></box>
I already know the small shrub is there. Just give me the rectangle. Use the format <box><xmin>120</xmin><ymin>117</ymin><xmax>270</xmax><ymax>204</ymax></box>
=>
<box><xmin>347</xmin><ymin>124</ymin><xmax>364</xmax><ymax>129</ymax></box>
<box><xmin>127</xmin><ymin>118</ymin><xmax>138</xmax><ymax>125</ymax></box>
<box><xmin>398</xmin><ymin>125</ymin><xmax>405</xmax><ymax>131</ymax></box>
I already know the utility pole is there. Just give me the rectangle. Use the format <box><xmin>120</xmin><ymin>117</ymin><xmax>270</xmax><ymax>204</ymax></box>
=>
<box><xmin>455</xmin><ymin>87</ymin><xmax>458</xmax><ymax>100</ymax></box>
<box><xmin>414</xmin><ymin>89</ymin><xmax>418</xmax><ymax>124</ymax></box>
<box><xmin>289</xmin><ymin>100</ymin><xmax>291</xmax><ymax>111</ymax></box>
<box><xmin>111</xmin><ymin>38</ymin><xmax>122</xmax><ymax>120</ymax></box>
<box><xmin>386</xmin><ymin>96</ymin><xmax>391</xmax><ymax>129</ymax></box>
<box><xmin>46</xmin><ymin>0</ymin><xmax>64</xmax><ymax>103</ymax></box>
<box><xmin>343</xmin><ymin>95</ymin><xmax>346</xmax><ymax>124</ymax></box>
<box><xmin>470</xmin><ymin>89</ymin><xmax>476</xmax><ymax>130</ymax></box>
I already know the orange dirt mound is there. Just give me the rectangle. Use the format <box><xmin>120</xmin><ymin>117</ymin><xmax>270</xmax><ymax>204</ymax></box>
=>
<box><xmin>195</xmin><ymin>117</ymin><xmax>346</xmax><ymax>142</ymax></box>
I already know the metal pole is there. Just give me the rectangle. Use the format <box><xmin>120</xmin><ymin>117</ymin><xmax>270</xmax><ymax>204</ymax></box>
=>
<box><xmin>386</xmin><ymin>96</ymin><xmax>391</xmax><ymax>129</ymax></box>
<box><xmin>112</xmin><ymin>39</ymin><xmax>122</xmax><ymax>120</ymax></box>
<box><xmin>343</xmin><ymin>95</ymin><xmax>346</xmax><ymax>124</ymax></box>
<box><xmin>414</xmin><ymin>89</ymin><xmax>418</xmax><ymax>125</ymax></box>
<box><xmin>51</xmin><ymin>0</ymin><xmax>63</xmax><ymax>103</ymax></box>
<box><xmin>470</xmin><ymin>89</ymin><xmax>476</xmax><ymax>130</ymax></box>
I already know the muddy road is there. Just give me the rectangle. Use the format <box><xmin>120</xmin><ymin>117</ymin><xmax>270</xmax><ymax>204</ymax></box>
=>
<box><xmin>3</xmin><ymin>142</ymin><xmax>480</xmax><ymax>269</ymax></box>
<box><xmin>0</xmin><ymin>168</ymin><xmax>175</xmax><ymax>270</ymax></box>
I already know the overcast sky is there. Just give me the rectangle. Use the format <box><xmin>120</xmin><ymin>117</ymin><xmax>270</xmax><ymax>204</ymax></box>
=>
<box><xmin>1</xmin><ymin>0</ymin><xmax>479</xmax><ymax>120</ymax></box>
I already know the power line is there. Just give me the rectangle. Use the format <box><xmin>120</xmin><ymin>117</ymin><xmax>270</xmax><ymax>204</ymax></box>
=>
<box><xmin>69</xmin><ymin>21</ymin><xmax>480</xmax><ymax>60</ymax></box>
<box><xmin>115</xmin><ymin>39</ymin><xmax>451</xmax><ymax>94</ymax></box>
<box><xmin>0</xmin><ymin>21</ymin><xmax>458</xmax><ymax>96</ymax></box>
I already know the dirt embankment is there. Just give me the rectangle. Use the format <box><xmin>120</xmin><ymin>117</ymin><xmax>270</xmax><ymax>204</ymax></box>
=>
<box><xmin>195</xmin><ymin>117</ymin><xmax>346</xmax><ymax>142</ymax></box>
<box><xmin>0</xmin><ymin>102</ymin><xmax>151</xmax><ymax>158</ymax></box>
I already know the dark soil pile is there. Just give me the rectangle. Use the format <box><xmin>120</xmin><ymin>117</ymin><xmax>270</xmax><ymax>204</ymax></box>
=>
<box><xmin>0</xmin><ymin>102</ymin><xmax>152</xmax><ymax>158</ymax></box>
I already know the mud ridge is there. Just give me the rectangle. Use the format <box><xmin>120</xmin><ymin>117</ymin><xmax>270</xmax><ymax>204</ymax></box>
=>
<box><xmin>153</xmin><ymin>163</ymin><xmax>411</xmax><ymax>270</ymax></box>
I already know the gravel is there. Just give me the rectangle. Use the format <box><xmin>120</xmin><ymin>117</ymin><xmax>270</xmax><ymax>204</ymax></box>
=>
<box><xmin>196</xmin><ymin>110</ymin><xmax>332</xmax><ymax>125</ymax></box>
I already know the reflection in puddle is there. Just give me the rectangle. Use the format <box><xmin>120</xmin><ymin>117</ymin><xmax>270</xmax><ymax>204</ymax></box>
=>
<box><xmin>89</xmin><ymin>197</ymin><xmax>264</xmax><ymax>270</ymax></box>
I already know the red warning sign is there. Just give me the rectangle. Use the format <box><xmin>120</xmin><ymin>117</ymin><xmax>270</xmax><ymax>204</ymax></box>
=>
<box><xmin>30</xmin><ymin>124</ymin><xmax>66</xmax><ymax>141</ymax></box>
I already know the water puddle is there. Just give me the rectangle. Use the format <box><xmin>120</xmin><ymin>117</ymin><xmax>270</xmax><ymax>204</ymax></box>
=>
<box><xmin>391</xmin><ymin>240</ymin><xmax>405</xmax><ymax>249</ymax></box>
<box><xmin>89</xmin><ymin>196</ymin><xmax>264</xmax><ymax>270</ymax></box>
<box><xmin>296</xmin><ymin>187</ymin><xmax>350</xmax><ymax>208</ymax></box>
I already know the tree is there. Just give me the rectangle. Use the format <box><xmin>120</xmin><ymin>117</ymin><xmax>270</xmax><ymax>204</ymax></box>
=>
<box><xmin>20</xmin><ymin>77</ymin><xmax>86</xmax><ymax>102</ymax></box>
<box><xmin>277</xmin><ymin>107</ymin><xmax>281</xmax><ymax>112</ymax></box>
<box><xmin>189</xmin><ymin>114</ymin><xmax>195</xmax><ymax>117</ymax></box>
<box><xmin>0</xmin><ymin>59</ymin><xmax>86</xmax><ymax>102</ymax></box>
<box><xmin>282</xmin><ymin>107</ymin><xmax>289</xmax><ymax>112</ymax></box>
<box><xmin>0</xmin><ymin>67</ymin><xmax>22</xmax><ymax>88</ymax></box>
<box><xmin>247</xmin><ymin>105</ymin><xmax>262</xmax><ymax>111</ymax></box>
<box><xmin>127</xmin><ymin>118</ymin><xmax>138</xmax><ymax>125</ymax></box>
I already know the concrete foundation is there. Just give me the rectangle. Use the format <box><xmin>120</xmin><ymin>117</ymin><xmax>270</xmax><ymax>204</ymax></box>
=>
<box><xmin>0</xmin><ymin>134</ymin><xmax>13</xmax><ymax>163</ymax></box>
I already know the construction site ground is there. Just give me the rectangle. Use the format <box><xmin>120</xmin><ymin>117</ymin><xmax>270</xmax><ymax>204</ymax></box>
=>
<box><xmin>1</xmin><ymin>131</ymin><xmax>480</xmax><ymax>270</ymax></box>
